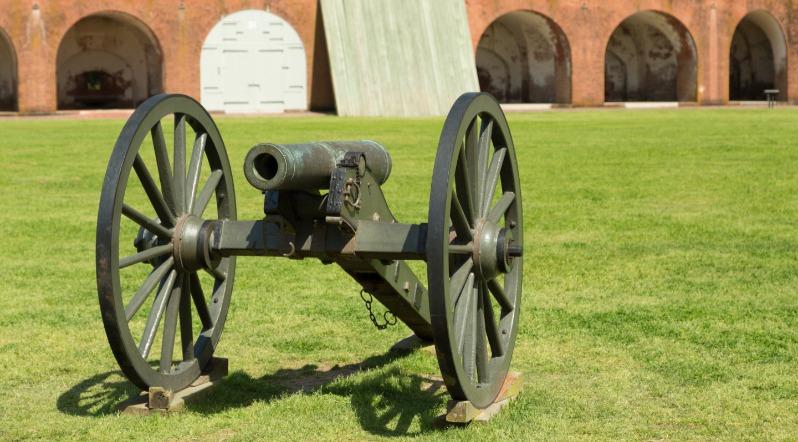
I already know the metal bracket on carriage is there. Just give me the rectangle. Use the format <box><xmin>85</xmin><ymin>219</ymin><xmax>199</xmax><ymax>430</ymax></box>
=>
<box><xmin>324</xmin><ymin>151</ymin><xmax>367</xmax><ymax>233</ymax></box>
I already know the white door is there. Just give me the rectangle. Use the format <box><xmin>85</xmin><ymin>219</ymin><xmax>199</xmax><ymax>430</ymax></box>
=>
<box><xmin>201</xmin><ymin>10</ymin><xmax>307</xmax><ymax>113</ymax></box>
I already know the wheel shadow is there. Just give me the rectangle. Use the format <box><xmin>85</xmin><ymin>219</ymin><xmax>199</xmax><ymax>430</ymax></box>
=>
<box><xmin>56</xmin><ymin>371</ymin><xmax>141</xmax><ymax>416</ymax></box>
<box><xmin>57</xmin><ymin>346</ymin><xmax>449</xmax><ymax>436</ymax></box>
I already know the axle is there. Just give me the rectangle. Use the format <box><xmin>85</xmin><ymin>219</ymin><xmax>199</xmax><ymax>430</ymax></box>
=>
<box><xmin>206</xmin><ymin>219</ymin><xmax>428</xmax><ymax>261</ymax></box>
<box><xmin>200</xmin><ymin>217</ymin><xmax>435</xmax><ymax>338</ymax></box>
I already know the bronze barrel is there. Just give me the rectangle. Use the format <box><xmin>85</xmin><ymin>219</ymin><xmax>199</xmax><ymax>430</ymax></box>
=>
<box><xmin>243</xmin><ymin>140</ymin><xmax>392</xmax><ymax>191</ymax></box>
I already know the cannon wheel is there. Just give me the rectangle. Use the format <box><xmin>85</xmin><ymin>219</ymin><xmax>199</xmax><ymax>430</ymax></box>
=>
<box><xmin>96</xmin><ymin>94</ymin><xmax>236</xmax><ymax>391</ymax></box>
<box><xmin>427</xmin><ymin>93</ymin><xmax>523</xmax><ymax>409</ymax></box>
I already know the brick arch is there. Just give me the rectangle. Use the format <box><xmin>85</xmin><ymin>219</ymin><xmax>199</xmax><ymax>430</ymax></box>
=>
<box><xmin>467</xmin><ymin>1</ymin><xmax>580</xmax><ymax>51</ymax></box>
<box><xmin>598</xmin><ymin>7</ymin><xmax>699</xmax><ymax>47</ymax></box>
<box><xmin>726</xmin><ymin>9</ymin><xmax>788</xmax><ymax>101</ymax></box>
<box><xmin>474</xmin><ymin>9</ymin><xmax>572</xmax><ymax>104</ymax></box>
<box><xmin>199</xmin><ymin>9</ymin><xmax>308</xmax><ymax>112</ymax></box>
<box><xmin>192</xmin><ymin>4</ymin><xmax>312</xmax><ymax>52</ymax></box>
<box><xmin>182</xmin><ymin>1</ymin><xmax>319</xmax><ymax>108</ymax></box>
<box><xmin>52</xmin><ymin>8</ymin><xmax>163</xmax><ymax>49</ymax></box>
<box><xmin>603</xmin><ymin>9</ymin><xmax>700</xmax><ymax>102</ymax></box>
<box><xmin>54</xmin><ymin>10</ymin><xmax>164</xmax><ymax>109</ymax></box>
<box><xmin>0</xmin><ymin>26</ymin><xmax>18</xmax><ymax>110</ymax></box>
<box><xmin>24</xmin><ymin>2</ymin><xmax>172</xmax><ymax>112</ymax></box>
<box><xmin>729</xmin><ymin>9</ymin><xmax>788</xmax><ymax>48</ymax></box>
<box><xmin>465</xmin><ymin>1</ymin><xmax>707</xmax><ymax>106</ymax></box>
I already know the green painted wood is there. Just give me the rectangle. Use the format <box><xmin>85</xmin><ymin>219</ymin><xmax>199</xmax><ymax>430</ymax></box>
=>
<box><xmin>321</xmin><ymin>0</ymin><xmax>479</xmax><ymax>117</ymax></box>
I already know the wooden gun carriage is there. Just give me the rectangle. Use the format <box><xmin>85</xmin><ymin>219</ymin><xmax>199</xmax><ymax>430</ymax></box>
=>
<box><xmin>96</xmin><ymin>92</ymin><xmax>523</xmax><ymax>410</ymax></box>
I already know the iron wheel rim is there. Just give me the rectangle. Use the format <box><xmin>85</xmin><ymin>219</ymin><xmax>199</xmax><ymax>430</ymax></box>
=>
<box><xmin>427</xmin><ymin>92</ymin><xmax>523</xmax><ymax>408</ymax></box>
<box><xmin>96</xmin><ymin>94</ymin><xmax>237</xmax><ymax>391</ymax></box>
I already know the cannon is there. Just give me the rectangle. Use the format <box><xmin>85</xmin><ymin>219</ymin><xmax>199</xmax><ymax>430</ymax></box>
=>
<box><xmin>96</xmin><ymin>92</ymin><xmax>523</xmax><ymax>409</ymax></box>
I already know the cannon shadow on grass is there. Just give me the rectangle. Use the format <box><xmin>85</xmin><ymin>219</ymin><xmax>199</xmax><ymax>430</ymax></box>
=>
<box><xmin>57</xmin><ymin>344</ymin><xmax>449</xmax><ymax>436</ymax></box>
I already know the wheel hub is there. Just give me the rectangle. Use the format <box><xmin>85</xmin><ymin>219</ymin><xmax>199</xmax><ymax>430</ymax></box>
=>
<box><xmin>172</xmin><ymin>215</ymin><xmax>217</xmax><ymax>272</ymax></box>
<box><xmin>472</xmin><ymin>219</ymin><xmax>520</xmax><ymax>280</ymax></box>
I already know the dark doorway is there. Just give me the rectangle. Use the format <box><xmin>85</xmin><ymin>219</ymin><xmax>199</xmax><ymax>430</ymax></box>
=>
<box><xmin>56</xmin><ymin>13</ymin><xmax>162</xmax><ymax>109</ymax></box>
<box><xmin>476</xmin><ymin>11</ymin><xmax>571</xmax><ymax>104</ymax></box>
<box><xmin>0</xmin><ymin>29</ymin><xmax>17</xmax><ymax>111</ymax></box>
<box><xmin>605</xmin><ymin>11</ymin><xmax>698</xmax><ymax>102</ymax></box>
<box><xmin>730</xmin><ymin>12</ymin><xmax>787</xmax><ymax>101</ymax></box>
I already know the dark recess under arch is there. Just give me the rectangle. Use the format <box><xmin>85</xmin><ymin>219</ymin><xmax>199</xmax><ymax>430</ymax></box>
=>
<box><xmin>476</xmin><ymin>11</ymin><xmax>572</xmax><ymax>104</ymax></box>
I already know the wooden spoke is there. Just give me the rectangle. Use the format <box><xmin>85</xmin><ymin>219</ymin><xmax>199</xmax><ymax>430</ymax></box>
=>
<box><xmin>450</xmin><ymin>191</ymin><xmax>472</xmax><ymax>241</ymax></box>
<box><xmin>192</xmin><ymin>170</ymin><xmax>222</xmax><ymax>217</ymax></box>
<box><xmin>487</xmin><ymin>191</ymin><xmax>515</xmax><ymax>224</ymax></box>
<box><xmin>119</xmin><ymin>244</ymin><xmax>173</xmax><ymax>269</ymax></box>
<box><xmin>454</xmin><ymin>145</ymin><xmax>475</xmax><ymax>222</ymax></box>
<box><xmin>189</xmin><ymin>272</ymin><xmax>213</xmax><ymax>330</ymax></box>
<box><xmin>151</xmin><ymin>121</ymin><xmax>175</xmax><ymax>212</ymax></box>
<box><xmin>455</xmin><ymin>276</ymin><xmax>475</xmax><ymax>354</ymax></box>
<box><xmin>179</xmin><ymin>274</ymin><xmax>194</xmax><ymax>361</ymax></box>
<box><xmin>122</xmin><ymin>204</ymin><xmax>172</xmax><ymax>239</ymax></box>
<box><xmin>463</xmin><ymin>285</ymin><xmax>478</xmax><ymax>381</ymax></box>
<box><xmin>186</xmin><ymin>133</ymin><xmax>207</xmax><ymax>214</ymax></box>
<box><xmin>477</xmin><ymin>120</ymin><xmax>494</xmax><ymax>215</ymax></box>
<box><xmin>124</xmin><ymin>257</ymin><xmax>174</xmax><ymax>321</ymax></box>
<box><xmin>159</xmin><ymin>273</ymin><xmax>183</xmax><ymax>373</ymax></box>
<box><xmin>487</xmin><ymin>277</ymin><xmax>514</xmax><ymax>312</ymax></box>
<box><xmin>465</xmin><ymin>118</ymin><xmax>481</xmax><ymax>210</ymax></box>
<box><xmin>481</xmin><ymin>281</ymin><xmax>504</xmax><ymax>357</ymax></box>
<box><xmin>139</xmin><ymin>270</ymin><xmax>177</xmax><ymax>359</ymax></box>
<box><xmin>453</xmin><ymin>272</ymin><xmax>474</xmax><ymax>310</ymax></box>
<box><xmin>481</xmin><ymin>147</ymin><xmax>506</xmax><ymax>216</ymax></box>
<box><xmin>203</xmin><ymin>264</ymin><xmax>227</xmax><ymax>281</ymax></box>
<box><xmin>133</xmin><ymin>154</ymin><xmax>175</xmax><ymax>227</ymax></box>
<box><xmin>450</xmin><ymin>257</ymin><xmax>474</xmax><ymax>301</ymax></box>
<box><xmin>173</xmin><ymin>115</ymin><xmax>187</xmax><ymax>215</ymax></box>
<box><xmin>475</xmin><ymin>286</ymin><xmax>489</xmax><ymax>383</ymax></box>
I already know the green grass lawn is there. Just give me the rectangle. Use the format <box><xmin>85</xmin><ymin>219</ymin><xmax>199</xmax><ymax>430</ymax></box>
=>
<box><xmin>0</xmin><ymin>107</ymin><xmax>797</xmax><ymax>440</ymax></box>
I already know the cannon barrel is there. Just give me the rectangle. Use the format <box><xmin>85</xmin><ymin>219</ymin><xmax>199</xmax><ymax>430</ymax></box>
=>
<box><xmin>243</xmin><ymin>140</ymin><xmax>392</xmax><ymax>191</ymax></box>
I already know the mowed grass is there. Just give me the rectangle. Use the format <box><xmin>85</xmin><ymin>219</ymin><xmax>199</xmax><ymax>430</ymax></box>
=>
<box><xmin>0</xmin><ymin>106</ymin><xmax>797</xmax><ymax>440</ymax></box>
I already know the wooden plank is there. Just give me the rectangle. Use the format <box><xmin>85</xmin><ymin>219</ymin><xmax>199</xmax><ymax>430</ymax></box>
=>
<box><xmin>119</xmin><ymin>357</ymin><xmax>229</xmax><ymax>415</ymax></box>
<box><xmin>320</xmin><ymin>0</ymin><xmax>479</xmax><ymax>117</ymax></box>
<box><xmin>444</xmin><ymin>371</ymin><xmax>524</xmax><ymax>424</ymax></box>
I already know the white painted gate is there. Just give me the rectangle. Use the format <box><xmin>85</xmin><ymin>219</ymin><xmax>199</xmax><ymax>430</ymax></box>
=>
<box><xmin>201</xmin><ymin>10</ymin><xmax>307</xmax><ymax>113</ymax></box>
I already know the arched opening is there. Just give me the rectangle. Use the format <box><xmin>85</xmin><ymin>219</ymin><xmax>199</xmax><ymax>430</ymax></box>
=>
<box><xmin>604</xmin><ymin>11</ymin><xmax>698</xmax><ymax>103</ymax></box>
<box><xmin>0</xmin><ymin>28</ymin><xmax>17</xmax><ymax>111</ymax></box>
<box><xmin>475</xmin><ymin>11</ymin><xmax>571</xmax><ymax>104</ymax></box>
<box><xmin>56</xmin><ymin>13</ymin><xmax>162</xmax><ymax>110</ymax></box>
<box><xmin>201</xmin><ymin>9</ymin><xmax>307</xmax><ymax>113</ymax></box>
<box><xmin>729</xmin><ymin>11</ymin><xmax>787</xmax><ymax>101</ymax></box>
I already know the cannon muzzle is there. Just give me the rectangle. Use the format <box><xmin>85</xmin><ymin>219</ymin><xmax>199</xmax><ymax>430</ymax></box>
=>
<box><xmin>244</xmin><ymin>141</ymin><xmax>392</xmax><ymax>191</ymax></box>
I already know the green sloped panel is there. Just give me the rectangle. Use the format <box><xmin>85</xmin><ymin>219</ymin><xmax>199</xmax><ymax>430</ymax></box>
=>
<box><xmin>321</xmin><ymin>0</ymin><xmax>479</xmax><ymax>116</ymax></box>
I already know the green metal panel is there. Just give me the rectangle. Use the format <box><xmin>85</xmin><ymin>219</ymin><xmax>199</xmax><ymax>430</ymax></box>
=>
<box><xmin>320</xmin><ymin>0</ymin><xmax>479</xmax><ymax>117</ymax></box>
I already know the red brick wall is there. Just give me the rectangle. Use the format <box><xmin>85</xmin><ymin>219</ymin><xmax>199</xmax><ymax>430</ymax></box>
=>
<box><xmin>466</xmin><ymin>0</ymin><xmax>796</xmax><ymax>106</ymax></box>
<box><xmin>0</xmin><ymin>0</ymin><xmax>323</xmax><ymax>113</ymax></box>
<box><xmin>0</xmin><ymin>0</ymin><xmax>795</xmax><ymax>112</ymax></box>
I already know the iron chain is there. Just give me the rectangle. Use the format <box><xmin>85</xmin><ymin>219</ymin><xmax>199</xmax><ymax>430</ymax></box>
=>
<box><xmin>359</xmin><ymin>290</ymin><xmax>397</xmax><ymax>330</ymax></box>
